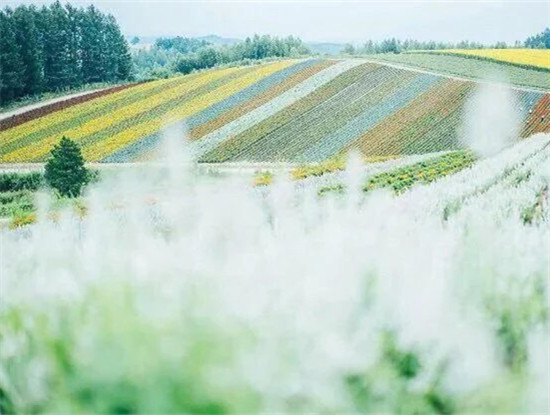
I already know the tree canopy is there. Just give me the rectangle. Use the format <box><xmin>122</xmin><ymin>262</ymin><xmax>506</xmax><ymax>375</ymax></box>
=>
<box><xmin>524</xmin><ymin>28</ymin><xmax>550</xmax><ymax>49</ymax></box>
<box><xmin>0</xmin><ymin>1</ymin><xmax>133</xmax><ymax>106</ymax></box>
<box><xmin>44</xmin><ymin>136</ymin><xmax>89</xmax><ymax>197</ymax></box>
<box><xmin>133</xmin><ymin>34</ymin><xmax>310</xmax><ymax>78</ymax></box>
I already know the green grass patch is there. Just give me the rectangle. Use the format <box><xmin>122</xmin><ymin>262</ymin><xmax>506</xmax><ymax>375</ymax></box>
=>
<box><xmin>319</xmin><ymin>151</ymin><xmax>476</xmax><ymax>195</ymax></box>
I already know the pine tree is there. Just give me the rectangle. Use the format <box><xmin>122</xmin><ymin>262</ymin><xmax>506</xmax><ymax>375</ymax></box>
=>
<box><xmin>45</xmin><ymin>136</ymin><xmax>89</xmax><ymax>197</ymax></box>
<box><xmin>102</xmin><ymin>14</ymin><xmax>119</xmax><ymax>81</ymax></box>
<box><xmin>12</xmin><ymin>5</ymin><xmax>43</xmax><ymax>96</ymax></box>
<box><xmin>42</xmin><ymin>1</ymin><xmax>73</xmax><ymax>90</ymax></box>
<box><xmin>80</xmin><ymin>5</ymin><xmax>105</xmax><ymax>83</ymax></box>
<box><xmin>0</xmin><ymin>9</ymin><xmax>23</xmax><ymax>104</ymax></box>
<box><xmin>110</xmin><ymin>16</ymin><xmax>133</xmax><ymax>80</ymax></box>
<box><xmin>65</xmin><ymin>3</ymin><xmax>83</xmax><ymax>87</ymax></box>
<box><xmin>1</xmin><ymin>2</ymin><xmax>132</xmax><ymax>105</ymax></box>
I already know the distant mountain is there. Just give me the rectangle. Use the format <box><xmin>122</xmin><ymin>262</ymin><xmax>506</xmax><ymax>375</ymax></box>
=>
<box><xmin>306</xmin><ymin>42</ymin><xmax>347</xmax><ymax>55</ymax></box>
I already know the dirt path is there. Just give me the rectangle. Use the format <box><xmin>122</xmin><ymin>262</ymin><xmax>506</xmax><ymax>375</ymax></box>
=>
<box><xmin>0</xmin><ymin>88</ymin><xmax>107</xmax><ymax>122</ymax></box>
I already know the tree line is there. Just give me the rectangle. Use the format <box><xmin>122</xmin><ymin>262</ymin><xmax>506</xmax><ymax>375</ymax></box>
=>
<box><xmin>524</xmin><ymin>28</ymin><xmax>550</xmax><ymax>49</ymax></box>
<box><xmin>133</xmin><ymin>34</ymin><xmax>310</xmax><ymax>79</ymax></box>
<box><xmin>342</xmin><ymin>29</ymin><xmax>550</xmax><ymax>55</ymax></box>
<box><xmin>343</xmin><ymin>39</ymin><xmax>487</xmax><ymax>55</ymax></box>
<box><xmin>0</xmin><ymin>1</ymin><xmax>133</xmax><ymax>106</ymax></box>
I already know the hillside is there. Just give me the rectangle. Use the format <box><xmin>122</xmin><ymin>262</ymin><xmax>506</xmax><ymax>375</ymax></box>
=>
<box><xmin>427</xmin><ymin>48</ymin><xmax>550</xmax><ymax>70</ymax></box>
<box><xmin>364</xmin><ymin>52</ymin><xmax>550</xmax><ymax>90</ymax></box>
<box><xmin>1</xmin><ymin>57</ymin><xmax>549</xmax><ymax>164</ymax></box>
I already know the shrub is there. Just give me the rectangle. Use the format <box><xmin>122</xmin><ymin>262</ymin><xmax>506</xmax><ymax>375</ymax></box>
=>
<box><xmin>0</xmin><ymin>172</ymin><xmax>44</xmax><ymax>192</ymax></box>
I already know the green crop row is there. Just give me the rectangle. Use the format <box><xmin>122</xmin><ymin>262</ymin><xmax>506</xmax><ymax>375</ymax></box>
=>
<box><xmin>319</xmin><ymin>151</ymin><xmax>476</xmax><ymax>195</ymax></box>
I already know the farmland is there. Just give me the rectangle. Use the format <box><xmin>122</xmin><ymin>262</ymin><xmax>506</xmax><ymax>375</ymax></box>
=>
<box><xmin>366</xmin><ymin>53</ymin><xmax>550</xmax><ymax>90</ymax></box>
<box><xmin>431</xmin><ymin>48</ymin><xmax>550</xmax><ymax>70</ymax></box>
<box><xmin>1</xmin><ymin>57</ymin><xmax>549</xmax><ymax>165</ymax></box>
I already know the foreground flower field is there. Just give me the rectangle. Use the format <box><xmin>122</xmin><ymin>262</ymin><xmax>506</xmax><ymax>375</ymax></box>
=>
<box><xmin>1</xmin><ymin>131</ymin><xmax>548</xmax><ymax>413</ymax></box>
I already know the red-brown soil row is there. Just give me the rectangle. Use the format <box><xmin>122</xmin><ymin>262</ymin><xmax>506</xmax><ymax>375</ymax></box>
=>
<box><xmin>0</xmin><ymin>83</ymin><xmax>142</xmax><ymax>132</ymax></box>
<box><xmin>522</xmin><ymin>94</ymin><xmax>550</xmax><ymax>137</ymax></box>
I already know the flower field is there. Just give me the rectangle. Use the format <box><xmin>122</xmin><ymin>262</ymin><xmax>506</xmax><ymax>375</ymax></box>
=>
<box><xmin>367</xmin><ymin>53</ymin><xmax>550</xmax><ymax>90</ymax></box>
<box><xmin>434</xmin><ymin>48</ymin><xmax>550</xmax><ymax>70</ymax></box>
<box><xmin>1</xmin><ymin>58</ymin><xmax>549</xmax><ymax>164</ymax></box>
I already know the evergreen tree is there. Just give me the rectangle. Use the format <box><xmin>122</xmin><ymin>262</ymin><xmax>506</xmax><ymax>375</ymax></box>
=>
<box><xmin>0</xmin><ymin>9</ymin><xmax>23</xmax><ymax>104</ymax></box>
<box><xmin>11</xmin><ymin>5</ymin><xmax>43</xmax><ymax>96</ymax></box>
<box><xmin>80</xmin><ymin>5</ymin><xmax>105</xmax><ymax>83</ymax></box>
<box><xmin>103</xmin><ymin>14</ymin><xmax>132</xmax><ymax>81</ymax></box>
<box><xmin>116</xmin><ymin>40</ymin><xmax>133</xmax><ymax>80</ymax></box>
<box><xmin>45</xmin><ymin>136</ymin><xmax>89</xmax><ymax>197</ymax></box>
<box><xmin>65</xmin><ymin>3</ymin><xmax>83</xmax><ymax>87</ymax></box>
<box><xmin>42</xmin><ymin>1</ymin><xmax>73</xmax><ymax>90</ymax></box>
<box><xmin>1</xmin><ymin>2</ymin><xmax>133</xmax><ymax>105</ymax></box>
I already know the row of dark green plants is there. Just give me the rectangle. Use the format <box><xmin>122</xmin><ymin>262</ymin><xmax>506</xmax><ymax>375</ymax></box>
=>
<box><xmin>319</xmin><ymin>151</ymin><xmax>476</xmax><ymax>195</ymax></box>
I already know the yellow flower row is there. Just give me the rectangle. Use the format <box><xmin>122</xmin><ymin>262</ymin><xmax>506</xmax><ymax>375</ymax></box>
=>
<box><xmin>442</xmin><ymin>48</ymin><xmax>550</xmax><ymax>70</ymax></box>
<box><xmin>82</xmin><ymin>61</ymin><xmax>296</xmax><ymax>161</ymax></box>
<box><xmin>1</xmin><ymin>67</ymin><xmax>246</xmax><ymax>162</ymax></box>
<box><xmin>1</xmin><ymin>76</ymin><xmax>181</xmax><ymax>145</ymax></box>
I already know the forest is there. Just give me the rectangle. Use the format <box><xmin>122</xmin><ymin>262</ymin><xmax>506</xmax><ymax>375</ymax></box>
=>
<box><xmin>133</xmin><ymin>35</ymin><xmax>310</xmax><ymax>79</ymax></box>
<box><xmin>0</xmin><ymin>1</ymin><xmax>132</xmax><ymax>106</ymax></box>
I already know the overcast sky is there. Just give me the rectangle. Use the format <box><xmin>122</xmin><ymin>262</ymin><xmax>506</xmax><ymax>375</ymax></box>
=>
<box><xmin>4</xmin><ymin>0</ymin><xmax>549</xmax><ymax>44</ymax></box>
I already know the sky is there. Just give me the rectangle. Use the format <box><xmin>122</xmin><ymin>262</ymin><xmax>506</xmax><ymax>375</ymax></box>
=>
<box><xmin>3</xmin><ymin>0</ymin><xmax>549</xmax><ymax>44</ymax></box>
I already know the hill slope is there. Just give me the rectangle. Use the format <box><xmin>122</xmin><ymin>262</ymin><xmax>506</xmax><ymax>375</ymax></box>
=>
<box><xmin>428</xmin><ymin>48</ymin><xmax>550</xmax><ymax>70</ymax></box>
<box><xmin>364</xmin><ymin>53</ymin><xmax>550</xmax><ymax>90</ymax></box>
<box><xmin>1</xmin><ymin>58</ymin><xmax>549</xmax><ymax>164</ymax></box>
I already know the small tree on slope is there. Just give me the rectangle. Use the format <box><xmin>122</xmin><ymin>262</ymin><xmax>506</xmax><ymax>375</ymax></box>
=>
<box><xmin>45</xmin><ymin>136</ymin><xmax>89</xmax><ymax>197</ymax></box>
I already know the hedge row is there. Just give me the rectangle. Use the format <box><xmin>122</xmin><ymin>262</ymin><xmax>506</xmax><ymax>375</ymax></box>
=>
<box><xmin>0</xmin><ymin>172</ymin><xmax>44</xmax><ymax>192</ymax></box>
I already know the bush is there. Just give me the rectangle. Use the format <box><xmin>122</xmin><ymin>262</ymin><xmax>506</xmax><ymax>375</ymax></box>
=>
<box><xmin>0</xmin><ymin>172</ymin><xmax>44</xmax><ymax>192</ymax></box>
<box><xmin>45</xmin><ymin>137</ymin><xmax>89</xmax><ymax>198</ymax></box>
